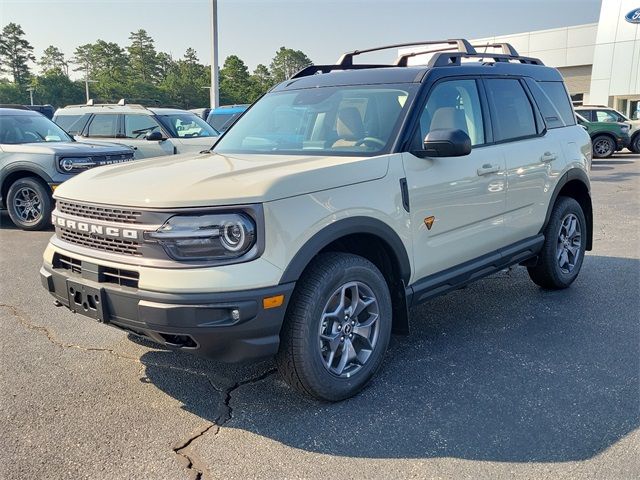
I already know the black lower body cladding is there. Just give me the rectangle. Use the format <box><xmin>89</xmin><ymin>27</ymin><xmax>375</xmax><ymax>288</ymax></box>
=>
<box><xmin>40</xmin><ymin>265</ymin><xmax>294</xmax><ymax>362</ymax></box>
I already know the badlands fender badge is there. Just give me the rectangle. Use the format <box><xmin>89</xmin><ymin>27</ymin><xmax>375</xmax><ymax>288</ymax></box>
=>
<box><xmin>424</xmin><ymin>216</ymin><xmax>435</xmax><ymax>230</ymax></box>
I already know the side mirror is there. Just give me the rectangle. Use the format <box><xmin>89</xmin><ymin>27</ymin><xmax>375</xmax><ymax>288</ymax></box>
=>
<box><xmin>412</xmin><ymin>128</ymin><xmax>472</xmax><ymax>158</ymax></box>
<box><xmin>145</xmin><ymin>131</ymin><xmax>165</xmax><ymax>141</ymax></box>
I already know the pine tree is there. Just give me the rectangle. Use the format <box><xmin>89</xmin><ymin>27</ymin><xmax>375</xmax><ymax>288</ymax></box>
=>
<box><xmin>0</xmin><ymin>23</ymin><xmax>36</xmax><ymax>85</ymax></box>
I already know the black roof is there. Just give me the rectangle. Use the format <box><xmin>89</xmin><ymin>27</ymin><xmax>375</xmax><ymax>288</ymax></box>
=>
<box><xmin>0</xmin><ymin>107</ymin><xmax>41</xmax><ymax>116</ymax></box>
<box><xmin>271</xmin><ymin>39</ymin><xmax>563</xmax><ymax>92</ymax></box>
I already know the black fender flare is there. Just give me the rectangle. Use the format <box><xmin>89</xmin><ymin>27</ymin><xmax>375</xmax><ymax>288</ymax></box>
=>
<box><xmin>279</xmin><ymin>216</ymin><xmax>412</xmax><ymax>285</ymax></box>
<box><xmin>542</xmin><ymin>168</ymin><xmax>593</xmax><ymax>250</ymax></box>
<box><xmin>0</xmin><ymin>164</ymin><xmax>55</xmax><ymax>205</ymax></box>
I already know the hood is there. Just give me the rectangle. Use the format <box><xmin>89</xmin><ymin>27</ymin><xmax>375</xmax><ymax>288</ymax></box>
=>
<box><xmin>54</xmin><ymin>151</ymin><xmax>390</xmax><ymax>208</ymax></box>
<box><xmin>1</xmin><ymin>141</ymin><xmax>133</xmax><ymax>156</ymax></box>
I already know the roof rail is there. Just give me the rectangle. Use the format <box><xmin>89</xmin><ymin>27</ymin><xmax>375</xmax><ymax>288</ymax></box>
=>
<box><xmin>336</xmin><ymin>39</ymin><xmax>476</xmax><ymax>67</ymax></box>
<box><xmin>472</xmin><ymin>43</ymin><xmax>520</xmax><ymax>56</ymax></box>
<box><xmin>291</xmin><ymin>39</ymin><xmax>544</xmax><ymax>79</ymax></box>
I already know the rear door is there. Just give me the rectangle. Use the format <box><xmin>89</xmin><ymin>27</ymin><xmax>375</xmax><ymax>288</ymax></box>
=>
<box><xmin>483</xmin><ymin>78</ymin><xmax>563</xmax><ymax>245</ymax></box>
<box><xmin>402</xmin><ymin>78</ymin><xmax>507</xmax><ymax>280</ymax></box>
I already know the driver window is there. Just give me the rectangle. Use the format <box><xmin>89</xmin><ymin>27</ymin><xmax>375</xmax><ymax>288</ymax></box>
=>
<box><xmin>419</xmin><ymin>79</ymin><xmax>485</xmax><ymax>146</ymax></box>
<box><xmin>124</xmin><ymin>114</ymin><xmax>161</xmax><ymax>139</ymax></box>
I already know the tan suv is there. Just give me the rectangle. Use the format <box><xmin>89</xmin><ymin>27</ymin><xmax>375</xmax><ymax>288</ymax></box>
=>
<box><xmin>41</xmin><ymin>41</ymin><xmax>593</xmax><ymax>401</ymax></box>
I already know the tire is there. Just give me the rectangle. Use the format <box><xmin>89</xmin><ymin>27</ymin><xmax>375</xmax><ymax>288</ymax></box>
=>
<box><xmin>6</xmin><ymin>177</ymin><xmax>53</xmax><ymax>231</ymax></box>
<box><xmin>277</xmin><ymin>252</ymin><xmax>392</xmax><ymax>401</ymax></box>
<box><xmin>527</xmin><ymin>196</ymin><xmax>587</xmax><ymax>289</ymax></box>
<box><xmin>630</xmin><ymin>134</ymin><xmax>640</xmax><ymax>154</ymax></box>
<box><xmin>591</xmin><ymin>135</ymin><xmax>615</xmax><ymax>158</ymax></box>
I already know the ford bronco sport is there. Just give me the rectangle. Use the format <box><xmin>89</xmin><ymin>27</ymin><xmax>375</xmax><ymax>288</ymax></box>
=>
<box><xmin>41</xmin><ymin>40</ymin><xmax>593</xmax><ymax>401</ymax></box>
<box><xmin>0</xmin><ymin>107</ymin><xmax>134</xmax><ymax>230</ymax></box>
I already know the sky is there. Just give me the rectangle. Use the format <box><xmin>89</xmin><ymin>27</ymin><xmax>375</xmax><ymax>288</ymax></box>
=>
<box><xmin>1</xmin><ymin>0</ymin><xmax>603</xmax><ymax>77</ymax></box>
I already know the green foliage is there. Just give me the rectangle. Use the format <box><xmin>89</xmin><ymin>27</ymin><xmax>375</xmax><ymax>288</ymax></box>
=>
<box><xmin>0</xmin><ymin>22</ymin><xmax>313</xmax><ymax>108</ymax></box>
<box><xmin>270</xmin><ymin>47</ymin><xmax>312</xmax><ymax>83</ymax></box>
<box><xmin>38</xmin><ymin>46</ymin><xmax>68</xmax><ymax>76</ymax></box>
<box><xmin>0</xmin><ymin>22</ymin><xmax>36</xmax><ymax>85</ymax></box>
<box><xmin>127</xmin><ymin>29</ymin><xmax>159</xmax><ymax>83</ymax></box>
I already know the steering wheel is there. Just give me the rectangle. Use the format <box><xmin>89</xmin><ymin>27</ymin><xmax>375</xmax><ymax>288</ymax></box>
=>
<box><xmin>355</xmin><ymin>137</ymin><xmax>386</xmax><ymax>148</ymax></box>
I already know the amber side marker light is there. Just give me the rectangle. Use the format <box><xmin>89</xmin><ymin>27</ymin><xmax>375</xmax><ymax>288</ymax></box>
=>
<box><xmin>263</xmin><ymin>294</ymin><xmax>284</xmax><ymax>309</ymax></box>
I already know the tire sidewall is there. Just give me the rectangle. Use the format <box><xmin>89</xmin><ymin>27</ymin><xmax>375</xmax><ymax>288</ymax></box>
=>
<box><xmin>7</xmin><ymin>177</ymin><xmax>52</xmax><ymax>231</ymax></box>
<box><xmin>632</xmin><ymin>134</ymin><xmax>640</xmax><ymax>154</ymax></box>
<box><xmin>543</xmin><ymin>197</ymin><xmax>587</xmax><ymax>287</ymax></box>
<box><xmin>295</xmin><ymin>257</ymin><xmax>392</xmax><ymax>400</ymax></box>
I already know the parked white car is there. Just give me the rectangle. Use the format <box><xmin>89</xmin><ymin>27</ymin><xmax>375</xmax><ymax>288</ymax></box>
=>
<box><xmin>53</xmin><ymin>101</ymin><xmax>219</xmax><ymax>159</ymax></box>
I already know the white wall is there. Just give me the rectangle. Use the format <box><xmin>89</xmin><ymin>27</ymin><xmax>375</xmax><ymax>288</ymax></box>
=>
<box><xmin>589</xmin><ymin>0</ymin><xmax>640</xmax><ymax>105</ymax></box>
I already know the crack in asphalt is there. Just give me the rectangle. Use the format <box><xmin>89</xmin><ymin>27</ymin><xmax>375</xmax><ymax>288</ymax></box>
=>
<box><xmin>0</xmin><ymin>303</ymin><xmax>220</xmax><ymax>379</ymax></box>
<box><xmin>172</xmin><ymin>369</ymin><xmax>277</xmax><ymax>480</ymax></box>
<box><xmin>2</xmin><ymin>302</ymin><xmax>277</xmax><ymax>480</ymax></box>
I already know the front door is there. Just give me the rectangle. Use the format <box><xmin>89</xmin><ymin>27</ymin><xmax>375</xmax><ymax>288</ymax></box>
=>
<box><xmin>402</xmin><ymin>78</ymin><xmax>506</xmax><ymax>282</ymax></box>
<box><xmin>122</xmin><ymin>114</ymin><xmax>175</xmax><ymax>159</ymax></box>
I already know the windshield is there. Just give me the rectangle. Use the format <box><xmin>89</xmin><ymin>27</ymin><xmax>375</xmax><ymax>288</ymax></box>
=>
<box><xmin>157</xmin><ymin>113</ymin><xmax>218</xmax><ymax>138</ymax></box>
<box><xmin>0</xmin><ymin>114</ymin><xmax>73</xmax><ymax>144</ymax></box>
<box><xmin>214</xmin><ymin>84</ymin><xmax>416</xmax><ymax>156</ymax></box>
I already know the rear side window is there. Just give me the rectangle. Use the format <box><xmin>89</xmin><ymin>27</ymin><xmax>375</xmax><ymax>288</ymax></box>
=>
<box><xmin>538</xmin><ymin>81</ymin><xmax>576</xmax><ymax>127</ymax></box>
<box><xmin>485</xmin><ymin>79</ymin><xmax>537</xmax><ymax>141</ymax></box>
<box><xmin>578</xmin><ymin>110</ymin><xmax>595</xmax><ymax>121</ymax></box>
<box><xmin>87</xmin><ymin>114</ymin><xmax>118</xmax><ymax>137</ymax></box>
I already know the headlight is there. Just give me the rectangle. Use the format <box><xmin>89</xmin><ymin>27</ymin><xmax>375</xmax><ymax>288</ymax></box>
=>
<box><xmin>146</xmin><ymin>213</ymin><xmax>256</xmax><ymax>261</ymax></box>
<box><xmin>58</xmin><ymin>157</ymin><xmax>96</xmax><ymax>173</ymax></box>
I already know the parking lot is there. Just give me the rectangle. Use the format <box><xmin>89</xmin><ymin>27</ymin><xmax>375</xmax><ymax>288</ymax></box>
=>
<box><xmin>0</xmin><ymin>153</ymin><xmax>638</xmax><ymax>479</ymax></box>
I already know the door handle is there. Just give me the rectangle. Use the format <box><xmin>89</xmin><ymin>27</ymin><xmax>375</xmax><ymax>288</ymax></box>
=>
<box><xmin>540</xmin><ymin>151</ymin><xmax>557</xmax><ymax>163</ymax></box>
<box><xmin>477</xmin><ymin>164</ymin><xmax>500</xmax><ymax>176</ymax></box>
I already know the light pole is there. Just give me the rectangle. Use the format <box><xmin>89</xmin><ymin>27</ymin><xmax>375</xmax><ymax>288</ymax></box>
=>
<box><xmin>83</xmin><ymin>62</ymin><xmax>97</xmax><ymax>103</ymax></box>
<box><xmin>26</xmin><ymin>87</ymin><xmax>35</xmax><ymax>105</ymax></box>
<box><xmin>210</xmin><ymin>0</ymin><xmax>220</xmax><ymax>109</ymax></box>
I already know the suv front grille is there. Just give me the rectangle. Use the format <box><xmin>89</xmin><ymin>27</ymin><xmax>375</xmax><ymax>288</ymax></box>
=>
<box><xmin>53</xmin><ymin>253</ymin><xmax>139</xmax><ymax>288</ymax></box>
<box><xmin>59</xmin><ymin>227</ymin><xmax>141</xmax><ymax>256</ymax></box>
<box><xmin>57</xmin><ymin>201</ymin><xmax>142</xmax><ymax>224</ymax></box>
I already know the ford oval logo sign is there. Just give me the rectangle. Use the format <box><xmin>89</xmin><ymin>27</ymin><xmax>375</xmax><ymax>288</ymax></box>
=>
<box><xmin>625</xmin><ymin>8</ymin><xmax>640</xmax><ymax>23</ymax></box>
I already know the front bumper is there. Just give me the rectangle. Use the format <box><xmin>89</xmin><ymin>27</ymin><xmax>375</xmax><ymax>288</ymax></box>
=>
<box><xmin>40</xmin><ymin>263</ymin><xmax>294</xmax><ymax>362</ymax></box>
<box><xmin>616</xmin><ymin>135</ymin><xmax>630</xmax><ymax>150</ymax></box>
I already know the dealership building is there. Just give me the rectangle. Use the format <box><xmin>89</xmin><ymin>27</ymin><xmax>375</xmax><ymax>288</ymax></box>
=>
<box><xmin>401</xmin><ymin>0</ymin><xmax>640</xmax><ymax>119</ymax></box>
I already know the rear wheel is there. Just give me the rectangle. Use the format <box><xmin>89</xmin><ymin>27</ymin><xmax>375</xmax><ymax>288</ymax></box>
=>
<box><xmin>6</xmin><ymin>177</ymin><xmax>52</xmax><ymax>231</ymax></box>
<box><xmin>527</xmin><ymin>196</ymin><xmax>586</xmax><ymax>289</ymax></box>
<box><xmin>592</xmin><ymin>135</ymin><xmax>615</xmax><ymax>158</ymax></box>
<box><xmin>277</xmin><ymin>252</ymin><xmax>392</xmax><ymax>401</ymax></box>
<box><xmin>630</xmin><ymin>134</ymin><xmax>640</xmax><ymax>154</ymax></box>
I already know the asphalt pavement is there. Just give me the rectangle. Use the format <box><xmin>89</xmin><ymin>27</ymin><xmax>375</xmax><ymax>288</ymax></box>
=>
<box><xmin>1</xmin><ymin>153</ymin><xmax>638</xmax><ymax>480</ymax></box>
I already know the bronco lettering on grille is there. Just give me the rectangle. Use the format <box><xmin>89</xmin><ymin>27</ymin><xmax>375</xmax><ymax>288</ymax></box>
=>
<box><xmin>52</xmin><ymin>214</ymin><xmax>139</xmax><ymax>240</ymax></box>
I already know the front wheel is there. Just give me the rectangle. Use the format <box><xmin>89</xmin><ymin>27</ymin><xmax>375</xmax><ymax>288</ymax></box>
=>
<box><xmin>6</xmin><ymin>177</ymin><xmax>53</xmax><ymax>231</ymax></box>
<box><xmin>277</xmin><ymin>252</ymin><xmax>392</xmax><ymax>401</ymax></box>
<box><xmin>630</xmin><ymin>134</ymin><xmax>640</xmax><ymax>154</ymax></box>
<box><xmin>527</xmin><ymin>196</ymin><xmax>587</xmax><ymax>289</ymax></box>
<box><xmin>592</xmin><ymin>135</ymin><xmax>615</xmax><ymax>158</ymax></box>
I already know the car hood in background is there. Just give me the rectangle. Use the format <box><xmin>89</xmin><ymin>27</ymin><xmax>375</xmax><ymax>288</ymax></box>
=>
<box><xmin>0</xmin><ymin>141</ymin><xmax>133</xmax><ymax>156</ymax></box>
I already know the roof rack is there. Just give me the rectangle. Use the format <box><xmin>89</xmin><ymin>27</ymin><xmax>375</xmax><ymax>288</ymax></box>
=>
<box><xmin>64</xmin><ymin>99</ymin><xmax>150</xmax><ymax>110</ymax></box>
<box><xmin>291</xmin><ymin>39</ymin><xmax>544</xmax><ymax>79</ymax></box>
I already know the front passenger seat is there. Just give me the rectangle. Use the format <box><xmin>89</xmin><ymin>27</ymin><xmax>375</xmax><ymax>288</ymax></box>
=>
<box><xmin>332</xmin><ymin>107</ymin><xmax>365</xmax><ymax>148</ymax></box>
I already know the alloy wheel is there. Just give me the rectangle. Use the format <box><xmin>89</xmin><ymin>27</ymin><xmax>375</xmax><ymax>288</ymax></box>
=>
<box><xmin>13</xmin><ymin>186</ymin><xmax>42</xmax><ymax>223</ymax></box>
<box><xmin>556</xmin><ymin>213</ymin><xmax>582</xmax><ymax>274</ymax></box>
<box><xmin>318</xmin><ymin>281</ymin><xmax>380</xmax><ymax>378</ymax></box>
<box><xmin>593</xmin><ymin>138</ymin><xmax>613</xmax><ymax>157</ymax></box>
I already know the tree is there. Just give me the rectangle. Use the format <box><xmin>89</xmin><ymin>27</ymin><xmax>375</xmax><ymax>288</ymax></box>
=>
<box><xmin>269</xmin><ymin>47</ymin><xmax>312</xmax><ymax>83</ymax></box>
<box><xmin>160</xmin><ymin>48</ymin><xmax>209</xmax><ymax>108</ymax></box>
<box><xmin>219</xmin><ymin>55</ymin><xmax>252</xmax><ymax>104</ymax></box>
<box><xmin>126</xmin><ymin>29</ymin><xmax>158</xmax><ymax>83</ymax></box>
<box><xmin>0</xmin><ymin>23</ymin><xmax>36</xmax><ymax>85</ymax></box>
<box><xmin>38</xmin><ymin>45</ymin><xmax>68</xmax><ymax>76</ymax></box>
<box><xmin>29</xmin><ymin>72</ymin><xmax>84</xmax><ymax>108</ymax></box>
<box><xmin>71</xmin><ymin>43</ymin><xmax>97</xmax><ymax>81</ymax></box>
<box><xmin>156</xmin><ymin>52</ymin><xmax>176</xmax><ymax>81</ymax></box>
<box><xmin>250</xmin><ymin>64</ymin><xmax>273</xmax><ymax>101</ymax></box>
